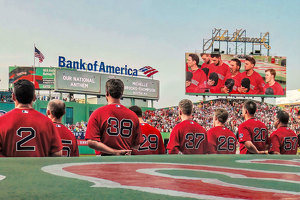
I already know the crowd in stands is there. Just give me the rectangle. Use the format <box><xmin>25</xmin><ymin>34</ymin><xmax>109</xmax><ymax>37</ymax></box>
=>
<box><xmin>66</xmin><ymin>121</ymin><xmax>87</xmax><ymax>139</ymax></box>
<box><xmin>0</xmin><ymin>92</ymin><xmax>13</xmax><ymax>103</ymax></box>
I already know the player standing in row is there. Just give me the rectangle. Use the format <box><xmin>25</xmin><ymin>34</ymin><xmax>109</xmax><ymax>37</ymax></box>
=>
<box><xmin>0</xmin><ymin>79</ymin><xmax>62</xmax><ymax>157</ymax></box>
<box><xmin>207</xmin><ymin>109</ymin><xmax>236</xmax><ymax>154</ymax></box>
<box><xmin>238</xmin><ymin>100</ymin><xmax>268</xmax><ymax>154</ymax></box>
<box><xmin>264</xmin><ymin>69</ymin><xmax>284</xmax><ymax>95</ymax></box>
<box><xmin>167</xmin><ymin>99</ymin><xmax>207</xmax><ymax>154</ymax></box>
<box><xmin>268</xmin><ymin>110</ymin><xmax>298</xmax><ymax>154</ymax></box>
<box><xmin>221</xmin><ymin>58</ymin><xmax>242</xmax><ymax>94</ymax></box>
<box><xmin>129</xmin><ymin>106</ymin><xmax>165</xmax><ymax>155</ymax></box>
<box><xmin>85</xmin><ymin>79</ymin><xmax>142</xmax><ymax>156</ymax></box>
<box><xmin>186</xmin><ymin>54</ymin><xmax>207</xmax><ymax>93</ymax></box>
<box><xmin>238</xmin><ymin>56</ymin><xmax>265</xmax><ymax>94</ymax></box>
<box><xmin>207</xmin><ymin>54</ymin><xmax>231</xmax><ymax>93</ymax></box>
<box><xmin>47</xmin><ymin>99</ymin><xmax>79</xmax><ymax>157</ymax></box>
<box><xmin>200</xmin><ymin>53</ymin><xmax>212</xmax><ymax>69</ymax></box>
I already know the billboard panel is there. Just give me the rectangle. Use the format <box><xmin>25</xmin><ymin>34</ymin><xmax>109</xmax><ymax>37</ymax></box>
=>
<box><xmin>55</xmin><ymin>69</ymin><xmax>159</xmax><ymax>99</ymax></box>
<box><xmin>55</xmin><ymin>69</ymin><xmax>101</xmax><ymax>95</ymax></box>
<box><xmin>9</xmin><ymin>66</ymin><xmax>55</xmax><ymax>90</ymax></box>
<box><xmin>185</xmin><ymin>53</ymin><xmax>286</xmax><ymax>97</ymax></box>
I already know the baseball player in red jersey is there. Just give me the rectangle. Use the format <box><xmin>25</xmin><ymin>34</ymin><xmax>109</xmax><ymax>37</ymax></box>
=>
<box><xmin>85</xmin><ymin>79</ymin><xmax>142</xmax><ymax>156</ymax></box>
<box><xmin>207</xmin><ymin>109</ymin><xmax>236</xmax><ymax>154</ymax></box>
<box><xmin>200</xmin><ymin>53</ymin><xmax>212</xmax><ymax>69</ymax></box>
<box><xmin>129</xmin><ymin>106</ymin><xmax>165</xmax><ymax>155</ymax></box>
<box><xmin>264</xmin><ymin>69</ymin><xmax>284</xmax><ymax>95</ymax></box>
<box><xmin>167</xmin><ymin>99</ymin><xmax>208</xmax><ymax>154</ymax></box>
<box><xmin>238</xmin><ymin>100</ymin><xmax>269</xmax><ymax>154</ymax></box>
<box><xmin>0</xmin><ymin>80</ymin><xmax>62</xmax><ymax>157</ymax></box>
<box><xmin>238</xmin><ymin>56</ymin><xmax>265</xmax><ymax>94</ymax></box>
<box><xmin>221</xmin><ymin>59</ymin><xmax>242</xmax><ymax>94</ymax></box>
<box><xmin>268</xmin><ymin>110</ymin><xmax>298</xmax><ymax>154</ymax></box>
<box><xmin>186</xmin><ymin>54</ymin><xmax>207</xmax><ymax>93</ymax></box>
<box><xmin>47</xmin><ymin>99</ymin><xmax>79</xmax><ymax>157</ymax></box>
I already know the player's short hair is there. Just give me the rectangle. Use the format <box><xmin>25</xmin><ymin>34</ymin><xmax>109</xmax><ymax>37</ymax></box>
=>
<box><xmin>243</xmin><ymin>100</ymin><xmax>257</xmax><ymax>115</ymax></box>
<box><xmin>201</xmin><ymin>68</ymin><xmax>209</xmax><ymax>76</ymax></box>
<box><xmin>215</xmin><ymin>108</ymin><xmax>228</xmax><ymax>124</ymax></box>
<box><xmin>265</xmin><ymin>87</ymin><xmax>274</xmax><ymax>95</ymax></box>
<box><xmin>200</xmin><ymin>53</ymin><xmax>210</xmax><ymax>57</ymax></box>
<box><xmin>241</xmin><ymin>78</ymin><xmax>250</xmax><ymax>92</ymax></box>
<box><xmin>225</xmin><ymin>78</ymin><xmax>235</xmax><ymax>93</ymax></box>
<box><xmin>209</xmin><ymin>72</ymin><xmax>219</xmax><ymax>86</ymax></box>
<box><xmin>105</xmin><ymin>79</ymin><xmax>124</xmax><ymax>99</ymax></box>
<box><xmin>129</xmin><ymin>105</ymin><xmax>143</xmax><ymax>118</ymax></box>
<box><xmin>179</xmin><ymin>99</ymin><xmax>193</xmax><ymax>115</ymax></box>
<box><xmin>189</xmin><ymin>54</ymin><xmax>199</xmax><ymax>65</ymax></box>
<box><xmin>47</xmin><ymin>99</ymin><xmax>66</xmax><ymax>119</ymax></box>
<box><xmin>13</xmin><ymin>79</ymin><xmax>35</xmax><ymax>104</ymax></box>
<box><xmin>245</xmin><ymin>56</ymin><xmax>256</xmax><ymax>66</ymax></box>
<box><xmin>231</xmin><ymin>58</ymin><xmax>241</xmax><ymax>69</ymax></box>
<box><xmin>276</xmin><ymin>110</ymin><xmax>289</xmax><ymax>124</ymax></box>
<box><xmin>186</xmin><ymin>71</ymin><xmax>193</xmax><ymax>82</ymax></box>
<box><xmin>265</xmin><ymin>69</ymin><xmax>276</xmax><ymax>78</ymax></box>
<box><xmin>211</xmin><ymin>54</ymin><xmax>221</xmax><ymax>59</ymax></box>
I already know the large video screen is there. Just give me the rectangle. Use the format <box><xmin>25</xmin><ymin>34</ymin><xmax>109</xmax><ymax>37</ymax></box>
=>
<box><xmin>185</xmin><ymin>53</ymin><xmax>286</xmax><ymax>97</ymax></box>
<box><xmin>9</xmin><ymin>66</ymin><xmax>55</xmax><ymax>90</ymax></box>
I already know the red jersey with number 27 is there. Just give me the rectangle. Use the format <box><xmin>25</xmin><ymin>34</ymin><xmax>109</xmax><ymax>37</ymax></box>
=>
<box><xmin>54</xmin><ymin>123</ymin><xmax>79</xmax><ymax>157</ymax></box>
<box><xmin>0</xmin><ymin>108</ymin><xmax>62</xmax><ymax>157</ymax></box>
<box><xmin>268</xmin><ymin>127</ymin><xmax>298</xmax><ymax>155</ymax></box>
<box><xmin>167</xmin><ymin>120</ymin><xmax>207</xmax><ymax>154</ymax></box>
<box><xmin>238</xmin><ymin>118</ymin><xmax>268</xmax><ymax>154</ymax></box>
<box><xmin>85</xmin><ymin>104</ymin><xmax>142</xmax><ymax>155</ymax></box>
<box><xmin>132</xmin><ymin>123</ymin><xmax>165</xmax><ymax>155</ymax></box>
<box><xmin>207</xmin><ymin>126</ymin><xmax>236</xmax><ymax>154</ymax></box>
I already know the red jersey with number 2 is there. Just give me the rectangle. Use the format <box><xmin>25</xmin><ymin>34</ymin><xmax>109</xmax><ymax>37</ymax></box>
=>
<box><xmin>0</xmin><ymin>108</ymin><xmax>62</xmax><ymax>157</ymax></box>
<box><xmin>238</xmin><ymin>118</ymin><xmax>268</xmax><ymax>154</ymax></box>
<box><xmin>132</xmin><ymin>123</ymin><xmax>165</xmax><ymax>155</ymax></box>
<box><xmin>207</xmin><ymin>126</ymin><xmax>236</xmax><ymax>154</ymax></box>
<box><xmin>85</xmin><ymin>104</ymin><xmax>142</xmax><ymax>155</ymax></box>
<box><xmin>167</xmin><ymin>120</ymin><xmax>207</xmax><ymax>154</ymax></box>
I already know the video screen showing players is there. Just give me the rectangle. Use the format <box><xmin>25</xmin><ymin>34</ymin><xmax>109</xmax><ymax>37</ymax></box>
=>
<box><xmin>185</xmin><ymin>53</ymin><xmax>286</xmax><ymax>97</ymax></box>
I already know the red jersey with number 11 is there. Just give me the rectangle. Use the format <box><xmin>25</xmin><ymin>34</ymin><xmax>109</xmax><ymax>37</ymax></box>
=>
<box><xmin>85</xmin><ymin>104</ymin><xmax>142</xmax><ymax>155</ymax></box>
<box><xmin>0</xmin><ymin>108</ymin><xmax>62</xmax><ymax>157</ymax></box>
<box><xmin>167</xmin><ymin>120</ymin><xmax>207</xmax><ymax>154</ymax></box>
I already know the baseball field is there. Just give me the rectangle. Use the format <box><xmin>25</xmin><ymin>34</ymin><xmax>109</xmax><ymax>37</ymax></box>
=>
<box><xmin>0</xmin><ymin>155</ymin><xmax>299</xmax><ymax>200</ymax></box>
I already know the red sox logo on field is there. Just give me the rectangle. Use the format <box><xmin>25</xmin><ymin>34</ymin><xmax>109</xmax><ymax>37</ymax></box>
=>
<box><xmin>41</xmin><ymin>159</ymin><xmax>300</xmax><ymax>200</ymax></box>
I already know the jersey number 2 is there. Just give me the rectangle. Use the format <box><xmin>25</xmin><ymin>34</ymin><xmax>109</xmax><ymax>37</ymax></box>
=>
<box><xmin>16</xmin><ymin>127</ymin><xmax>36</xmax><ymax>151</ymax></box>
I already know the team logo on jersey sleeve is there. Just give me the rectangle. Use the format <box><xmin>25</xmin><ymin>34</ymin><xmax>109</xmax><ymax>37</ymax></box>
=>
<box><xmin>239</xmin><ymin>133</ymin><xmax>243</xmax><ymax>139</ymax></box>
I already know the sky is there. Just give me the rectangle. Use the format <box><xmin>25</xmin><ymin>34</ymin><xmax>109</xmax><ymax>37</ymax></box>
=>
<box><xmin>0</xmin><ymin>0</ymin><xmax>300</xmax><ymax>108</ymax></box>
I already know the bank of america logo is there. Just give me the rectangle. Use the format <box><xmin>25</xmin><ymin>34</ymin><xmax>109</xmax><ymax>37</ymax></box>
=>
<box><xmin>139</xmin><ymin>66</ymin><xmax>158</xmax><ymax>77</ymax></box>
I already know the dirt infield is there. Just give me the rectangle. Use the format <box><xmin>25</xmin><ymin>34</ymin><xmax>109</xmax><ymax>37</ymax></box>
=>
<box><xmin>0</xmin><ymin>155</ymin><xmax>299</xmax><ymax>200</ymax></box>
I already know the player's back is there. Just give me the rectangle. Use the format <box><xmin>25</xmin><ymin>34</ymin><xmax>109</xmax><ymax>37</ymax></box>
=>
<box><xmin>85</xmin><ymin>104</ymin><xmax>141</xmax><ymax>155</ymax></box>
<box><xmin>167</xmin><ymin>120</ymin><xmax>207</xmax><ymax>154</ymax></box>
<box><xmin>238</xmin><ymin>118</ymin><xmax>268</xmax><ymax>154</ymax></box>
<box><xmin>269</xmin><ymin>127</ymin><xmax>298</xmax><ymax>155</ymax></box>
<box><xmin>207</xmin><ymin>126</ymin><xmax>236</xmax><ymax>154</ymax></box>
<box><xmin>0</xmin><ymin>108</ymin><xmax>62</xmax><ymax>157</ymax></box>
<box><xmin>132</xmin><ymin>123</ymin><xmax>165</xmax><ymax>155</ymax></box>
<box><xmin>54</xmin><ymin>123</ymin><xmax>79</xmax><ymax>157</ymax></box>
